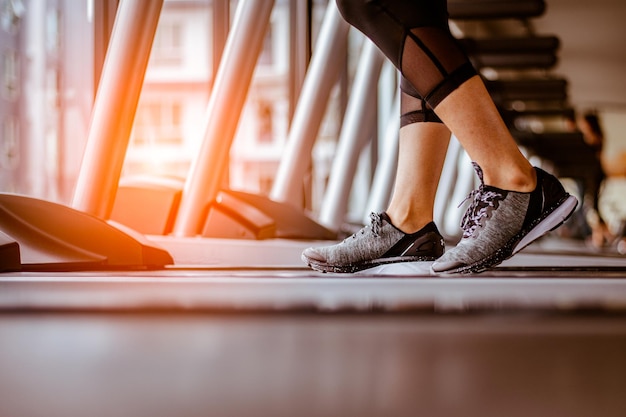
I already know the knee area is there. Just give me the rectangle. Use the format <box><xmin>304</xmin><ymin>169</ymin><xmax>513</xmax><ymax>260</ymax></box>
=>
<box><xmin>337</xmin><ymin>0</ymin><xmax>448</xmax><ymax>30</ymax></box>
<box><xmin>335</xmin><ymin>0</ymin><xmax>369</xmax><ymax>25</ymax></box>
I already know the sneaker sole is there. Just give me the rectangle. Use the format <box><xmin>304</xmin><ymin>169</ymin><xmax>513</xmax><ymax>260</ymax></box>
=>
<box><xmin>355</xmin><ymin>261</ymin><xmax>436</xmax><ymax>276</ymax></box>
<box><xmin>443</xmin><ymin>194</ymin><xmax>578</xmax><ymax>274</ymax></box>
<box><xmin>512</xmin><ymin>194</ymin><xmax>578</xmax><ymax>255</ymax></box>
<box><xmin>302</xmin><ymin>254</ymin><xmax>439</xmax><ymax>274</ymax></box>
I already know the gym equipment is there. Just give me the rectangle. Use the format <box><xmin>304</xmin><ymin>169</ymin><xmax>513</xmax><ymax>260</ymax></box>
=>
<box><xmin>202</xmin><ymin>190</ymin><xmax>335</xmax><ymax>240</ymax></box>
<box><xmin>0</xmin><ymin>231</ymin><xmax>20</xmax><ymax>272</ymax></box>
<box><xmin>0</xmin><ymin>194</ymin><xmax>173</xmax><ymax>272</ymax></box>
<box><xmin>448</xmin><ymin>0</ymin><xmax>546</xmax><ymax>20</ymax></box>
<box><xmin>109</xmin><ymin>177</ymin><xmax>184</xmax><ymax>236</ymax></box>
<box><xmin>486</xmin><ymin>78</ymin><xmax>569</xmax><ymax>104</ymax></box>
<box><xmin>460</xmin><ymin>36</ymin><xmax>560</xmax><ymax>69</ymax></box>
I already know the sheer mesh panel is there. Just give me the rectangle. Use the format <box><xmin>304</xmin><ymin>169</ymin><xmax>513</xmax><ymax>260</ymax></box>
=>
<box><xmin>401</xmin><ymin>27</ymin><xmax>475</xmax><ymax>108</ymax></box>
<box><xmin>336</xmin><ymin>0</ymin><xmax>478</xmax><ymax>125</ymax></box>
<box><xmin>400</xmin><ymin>77</ymin><xmax>441</xmax><ymax>126</ymax></box>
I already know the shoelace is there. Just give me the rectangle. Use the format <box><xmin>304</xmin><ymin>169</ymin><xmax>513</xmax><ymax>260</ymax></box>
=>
<box><xmin>369</xmin><ymin>212</ymin><xmax>383</xmax><ymax>237</ymax></box>
<box><xmin>460</xmin><ymin>187</ymin><xmax>505</xmax><ymax>238</ymax></box>
<box><xmin>349</xmin><ymin>212</ymin><xmax>383</xmax><ymax>240</ymax></box>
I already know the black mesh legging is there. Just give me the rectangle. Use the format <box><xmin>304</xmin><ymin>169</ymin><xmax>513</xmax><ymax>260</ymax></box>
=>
<box><xmin>336</xmin><ymin>0</ymin><xmax>478</xmax><ymax>127</ymax></box>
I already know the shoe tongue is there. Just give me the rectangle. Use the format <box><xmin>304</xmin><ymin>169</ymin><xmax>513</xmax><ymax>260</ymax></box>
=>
<box><xmin>471</xmin><ymin>162</ymin><xmax>510</xmax><ymax>194</ymax></box>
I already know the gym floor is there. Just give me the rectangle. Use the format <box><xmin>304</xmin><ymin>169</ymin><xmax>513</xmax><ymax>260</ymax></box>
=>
<box><xmin>1</xmin><ymin>242</ymin><xmax>626</xmax><ymax>417</ymax></box>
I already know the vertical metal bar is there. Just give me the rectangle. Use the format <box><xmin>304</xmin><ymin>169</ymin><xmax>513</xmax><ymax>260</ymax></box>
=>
<box><xmin>377</xmin><ymin>62</ymin><xmax>397</xmax><ymax>151</ymax></box>
<box><xmin>270</xmin><ymin>2</ymin><xmax>350</xmax><ymax>205</ymax></box>
<box><xmin>92</xmin><ymin>0</ymin><xmax>118</xmax><ymax>98</ymax></box>
<box><xmin>72</xmin><ymin>0</ymin><xmax>163</xmax><ymax>217</ymax></box>
<box><xmin>289</xmin><ymin>0</ymin><xmax>312</xmax><ymax>208</ymax></box>
<box><xmin>360</xmin><ymin>62</ymin><xmax>397</xmax><ymax>221</ymax></box>
<box><xmin>434</xmin><ymin>137</ymin><xmax>461</xmax><ymax>231</ymax></box>
<box><xmin>363</xmin><ymin>91</ymin><xmax>400</xmax><ymax>223</ymax></box>
<box><xmin>318</xmin><ymin>40</ymin><xmax>385</xmax><ymax>230</ymax></box>
<box><xmin>288</xmin><ymin>0</ymin><xmax>311</xmax><ymax>122</ymax></box>
<box><xmin>173</xmin><ymin>0</ymin><xmax>275</xmax><ymax>236</ymax></box>
<box><xmin>435</xmin><ymin>136</ymin><xmax>471</xmax><ymax>239</ymax></box>
<box><xmin>210</xmin><ymin>0</ymin><xmax>231</xmax><ymax>187</ymax></box>
<box><xmin>211</xmin><ymin>0</ymin><xmax>230</xmax><ymax>87</ymax></box>
<box><xmin>23</xmin><ymin>0</ymin><xmax>47</xmax><ymax>198</ymax></box>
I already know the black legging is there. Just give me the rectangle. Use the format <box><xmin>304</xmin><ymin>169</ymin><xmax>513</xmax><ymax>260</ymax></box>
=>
<box><xmin>336</xmin><ymin>0</ymin><xmax>477</xmax><ymax>127</ymax></box>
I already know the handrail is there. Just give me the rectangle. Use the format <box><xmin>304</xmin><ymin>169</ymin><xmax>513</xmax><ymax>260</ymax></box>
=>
<box><xmin>72</xmin><ymin>0</ymin><xmax>164</xmax><ymax>218</ymax></box>
<box><xmin>173</xmin><ymin>0</ymin><xmax>276</xmax><ymax>236</ymax></box>
<box><xmin>448</xmin><ymin>0</ymin><xmax>546</xmax><ymax>20</ymax></box>
<box><xmin>270</xmin><ymin>2</ymin><xmax>350</xmax><ymax>206</ymax></box>
<box><xmin>318</xmin><ymin>40</ymin><xmax>385</xmax><ymax>230</ymax></box>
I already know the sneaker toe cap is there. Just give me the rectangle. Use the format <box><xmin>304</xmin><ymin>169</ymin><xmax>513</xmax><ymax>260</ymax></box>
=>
<box><xmin>431</xmin><ymin>258</ymin><xmax>466</xmax><ymax>273</ymax></box>
<box><xmin>302</xmin><ymin>247</ymin><xmax>326</xmax><ymax>263</ymax></box>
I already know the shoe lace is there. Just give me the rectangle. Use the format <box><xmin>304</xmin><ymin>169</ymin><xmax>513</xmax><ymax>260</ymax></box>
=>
<box><xmin>349</xmin><ymin>212</ymin><xmax>383</xmax><ymax>240</ymax></box>
<box><xmin>459</xmin><ymin>187</ymin><xmax>505</xmax><ymax>238</ymax></box>
<box><xmin>369</xmin><ymin>212</ymin><xmax>383</xmax><ymax>237</ymax></box>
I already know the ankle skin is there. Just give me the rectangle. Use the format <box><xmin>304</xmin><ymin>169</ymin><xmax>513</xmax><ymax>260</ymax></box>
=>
<box><xmin>385</xmin><ymin>209</ymin><xmax>434</xmax><ymax>235</ymax></box>
<box><xmin>482</xmin><ymin>164</ymin><xmax>537</xmax><ymax>193</ymax></box>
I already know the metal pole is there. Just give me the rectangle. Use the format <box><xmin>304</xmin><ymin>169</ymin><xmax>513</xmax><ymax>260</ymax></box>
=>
<box><xmin>363</xmin><ymin>91</ymin><xmax>400</xmax><ymax>223</ymax></box>
<box><xmin>288</xmin><ymin>0</ymin><xmax>312</xmax><ymax>210</ymax></box>
<box><xmin>211</xmin><ymin>0</ymin><xmax>230</xmax><ymax>87</ymax></box>
<box><xmin>173</xmin><ymin>0</ymin><xmax>275</xmax><ymax>236</ymax></box>
<box><xmin>92</xmin><ymin>0</ymin><xmax>118</xmax><ymax>98</ymax></box>
<box><xmin>318</xmin><ymin>41</ymin><xmax>385</xmax><ymax>230</ymax></box>
<box><xmin>270</xmin><ymin>2</ymin><xmax>350</xmax><ymax>205</ymax></box>
<box><xmin>72</xmin><ymin>0</ymin><xmax>163</xmax><ymax>218</ymax></box>
<box><xmin>288</xmin><ymin>0</ymin><xmax>311</xmax><ymax>122</ymax></box>
<box><xmin>23</xmin><ymin>0</ymin><xmax>47</xmax><ymax>198</ymax></box>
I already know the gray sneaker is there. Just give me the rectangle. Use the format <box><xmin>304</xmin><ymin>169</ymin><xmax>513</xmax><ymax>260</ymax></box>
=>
<box><xmin>431</xmin><ymin>163</ymin><xmax>578</xmax><ymax>274</ymax></box>
<box><xmin>302</xmin><ymin>212</ymin><xmax>445</xmax><ymax>273</ymax></box>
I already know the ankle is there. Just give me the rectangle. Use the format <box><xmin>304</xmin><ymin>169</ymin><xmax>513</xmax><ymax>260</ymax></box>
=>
<box><xmin>484</xmin><ymin>165</ymin><xmax>536</xmax><ymax>192</ymax></box>
<box><xmin>386</xmin><ymin>209</ymin><xmax>433</xmax><ymax>234</ymax></box>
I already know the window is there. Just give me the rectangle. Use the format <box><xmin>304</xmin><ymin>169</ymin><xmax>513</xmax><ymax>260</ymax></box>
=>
<box><xmin>0</xmin><ymin>0</ymin><xmax>25</xmax><ymax>34</ymax></box>
<box><xmin>1</xmin><ymin>116</ymin><xmax>19</xmax><ymax>170</ymax></box>
<box><xmin>1</xmin><ymin>50</ymin><xmax>18</xmax><ymax>100</ymax></box>
<box><xmin>133</xmin><ymin>101</ymin><xmax>184</xmax><ymax>146</ymax></box>
<box><xmin>151</xmin><ymin>21</ymin><xmax>183</xmax><ymax>67</ymax></box>
<box><xmin>258</xmin><ymin>24</ymin><xmax>273</xmax><ymax>67</ymax></box>
<box><xmin>257</xmin><ymin>101</ymin><xmax>273</xmax><ymax>144</ymax></box>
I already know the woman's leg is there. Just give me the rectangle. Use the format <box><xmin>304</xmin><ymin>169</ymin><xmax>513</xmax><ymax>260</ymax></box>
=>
<box><xmin>303</xmin><ymin>0</ymin><xmax>480</xmax><ymax>272</ymax></box>
<box><xmin>303</xmin><ymin>0</ymin><xmax>577</xmax><ymax>273</ymax></box>
<box><xmin>336</xmin><ymin>0</ymin><xmax>535</xmax><ymax>191</ymax></box>
<box><xmin>300</xmin><ymin>89</ymin><xmax>449</xmax><ymax>273</ymax></box>
<box><xmin>387</xmin><ymin>122</ymin><xmax>450</xmax><ymax>234</ymax></box>
<box><xmin>434</xmin><ymin>76</ymin><xmax>536</xmax><ymax>191</ymax></box>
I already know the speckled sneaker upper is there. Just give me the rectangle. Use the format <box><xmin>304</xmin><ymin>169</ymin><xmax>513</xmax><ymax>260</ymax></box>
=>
<box><xmin>431</xmin><ymin>163</ymin><xmax>578</xmax><ymax>274</ymax></box>
<box><xmin>302</xmin><ymin>212</ymin><xmax>445</xmax><ymax>273</ymax></box>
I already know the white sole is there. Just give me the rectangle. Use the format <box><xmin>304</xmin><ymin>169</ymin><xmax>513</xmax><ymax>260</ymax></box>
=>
<box><xmin>512</xmin><ymin>195</ymin><xmax>578</xmax><ymax>255</ymax></box>
<box><xmin>355</xmin><ymin>261</ymin><xmax>435</xmax><ymax>276</ymax></box>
